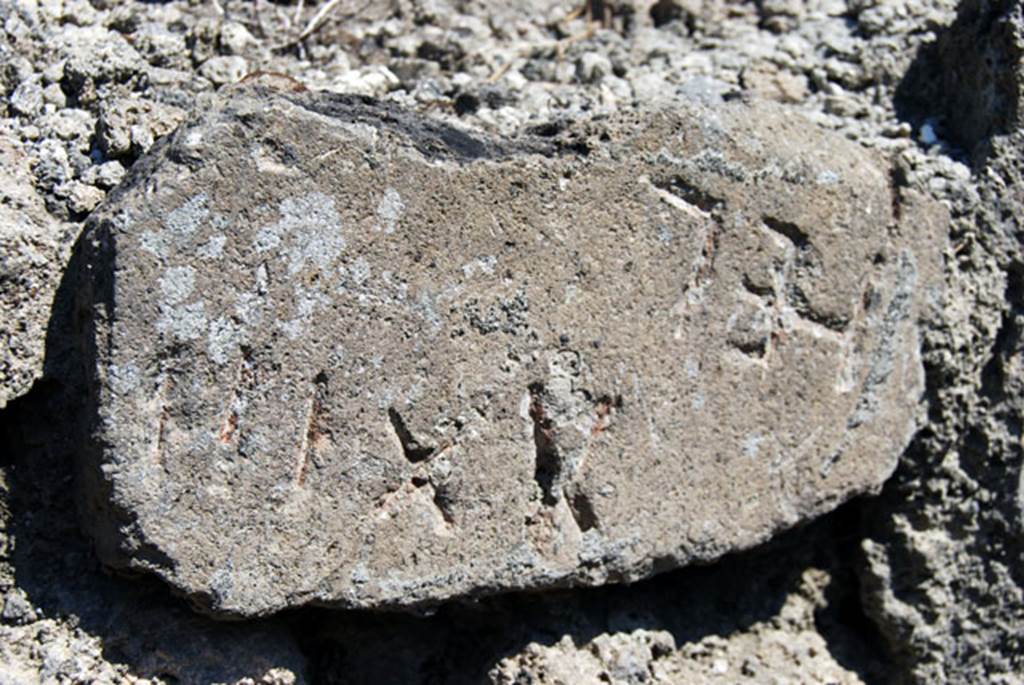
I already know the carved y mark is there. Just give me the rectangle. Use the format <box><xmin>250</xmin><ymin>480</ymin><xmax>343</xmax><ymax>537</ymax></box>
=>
<box><xmin>430</xmin><ymin>481</ymin><xmax>456</xmax><ymax>525</ymax></box>
<box><xmin>154</xmin><ymin>404</ymin><xmax>168</xmax><ymax>468</ymax></box>
<box><xmin>527</xmin><ymin>383</ymin><xmax>620</xmax><ymax>529</ymax></box>
<box><xmin>376</xmin><ymin>448</ymin><xmax>458</xmax><ymax>531</ymax></box>
<box><xmin>219</xmin><ymin>352</ymin><xmax>255</xmax><ymax>445</ymax></box>
<box><xmin>762</xmin><ymin>215</ymin><xmax>849</xmax><ymax>333</ymax></box>
<box><xmin>295</xmin><ymin>371</ymin><xmax>330</xmax><ymax>487</ymax></box>
<box><xmin>152</xmin><ymin>373</ymin><xmax>171</xmax><ymax>468</ymax></box>
<box><xmin>410</xmin><ymin>475</ymin><xmax>456</xmax><ymax>526</ymax></box>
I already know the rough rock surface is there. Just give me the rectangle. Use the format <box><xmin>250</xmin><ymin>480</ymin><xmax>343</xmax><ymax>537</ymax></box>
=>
<box><xmin>79</xmin><ymin>87</ymin><xmax>940</xmax><ymax>616</ymax></box>
<box><xmin>857</xmin><ymin>0</ymin><xmax>1024</xmax><ymax>680</ymax></box>
<box><xmin>0</xmin><ymin>123</ymin><xmax>74</xmax><ymax>408</ymax></box>
<box><xmin>1</xmin><ymin>0</ymin><xmax>1021</xmax><ymax>681</ymax></box>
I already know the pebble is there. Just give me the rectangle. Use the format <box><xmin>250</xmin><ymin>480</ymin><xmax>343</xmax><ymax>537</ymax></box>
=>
<box><xmin>134</xmin><ymin>23</ymin><xmax>190</xmax><ymax>70</ymax></box>
<box><xmin>1</xmin><ymin>590</ymin><xmax>38</xmax><ymax>625</ymax></box>
<box><xmin>10</xmin><ymin>80</ymin><xmax>44</xmax><ymax>117</ymax></box>
<box><xmin>43</xmin><ymin>108</ymin><xmax>95</xmax><ymax>148</ymax></box>
<box><xmin>41</xmin><ymin>83</ymin><xmax>66</xmax><ymax>108</ymax></box>
<box><xmin>32</xmin><ymin>138</ymin><xmax>72</xmax><ymax>187</ymax></box>
<box><xmin>577</xmin><ymin>52</ymin><xmax>613</xmax><ymax>84</ymax></box>
<box><xmin>56</xmin><ymin>180</ymin><xmax>105</xmax><ymax>213</ymax></box>
<box><xmin>219</xmin><ymin>21</ymin><xmax>258</xmax><ymax>55</ymax></box>
<box><xmin>81</xmin><ymin>160</ymin><xmax>126</xmax><ymax>189</ymax></box>
<box><xmin>329</xmin><ymin>66</ymin><xmax>400</xmax><ymax>97</ymax></box>
<box><xmin>199</xmin><ymin>55</ymin><xmax>249</xmax><ymax>86</ymax></box>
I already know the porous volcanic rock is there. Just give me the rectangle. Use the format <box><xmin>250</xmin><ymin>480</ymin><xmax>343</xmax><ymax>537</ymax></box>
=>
<box><xmin>0</xmin><ymin>127</ymin><xmax>75</xmax><ymax>408</ymax></box>
<box><xmin>76</xmin><ymin>87</ymin><xmax>944</xmax><ymax>616</ymax></box>
<box><xmin>862</xmin><ymin>0</ymin><xmax>1024</xmax><ymax>679</ymax></box>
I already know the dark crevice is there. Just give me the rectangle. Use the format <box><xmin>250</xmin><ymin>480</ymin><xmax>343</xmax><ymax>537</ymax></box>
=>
<box><xmin>654</xmin><ymin>175</ymin><xmax>726</xmax><ymax>214</ymax></box>
<box><xmin>728</xmin><ymin>336</ymin><xmax>769</xmax><ymax>358</ymax></box>
<box><xmin>980</xmin><ymin>261</ymin><xmax>1024</xmax><ymax>401</ymax></box>
<box><xmin>889</xmin><ymin>162</ymin><xmax>907</xmax><ymax>222</ymax></box>
<box><xmin>431</xmin><ymin>484</ymin><xmax>457</xmax><ymax>525</ymax></box>
<box><xmin>813</xmin><ymin>501</ymin><xmax>893</xmax><ymax>682</ymax></box>
<box><xmin>762</xmin><ymin>215</ymin><xmax>811</xmax><ymax>251</ymax></box>
<box><xmin>650</xmin><ymin>0</ymin><xmax>690</xmax><ymax>31</ymax></box>
<box><xmin>525</xmin><ymin>120</ymin><xmax>567</xmax><ymax>137</ymax></box>
<box><xmin>894</xmin><ymin>0</ymin><xmax>1023</xmax><ymax>166</ymax></box>
<box><xmin>568</xmin><ymin>490</ymin><xmax>598</xmax><ymax>532</ymax></box>
<box><xmin>294</xmin><ymin>496</ymin><xmax>890</xmax><ymax>684</ymax></box>
<box><xmin>387</xmin><ymin>408</ymin><xmax>436</xmax><ymax>464</ymax></box>
<box><xmin>527</xmin><ymin>382</ymin><xmax>561</xmax><ymax>506</ymax></box>
<box><xmin>0</xmin><ymin>379</ymin><xmax>63</xmax><ymax>468</ymax></box>
<box><xmin>741</xmin><ymin>273</ymin><xmax>775</xmax><ymax>299</ymax></box>
<box><xmin>785</xmin><ymin>286</ymin><xmax>850</xmax><ymax>333</ymax></box>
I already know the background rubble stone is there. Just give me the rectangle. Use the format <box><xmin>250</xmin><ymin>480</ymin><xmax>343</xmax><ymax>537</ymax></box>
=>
<box><xmin>0</xmin><ymin>123</ymin><xmax>74</xmax><ymax>408</ymax></box>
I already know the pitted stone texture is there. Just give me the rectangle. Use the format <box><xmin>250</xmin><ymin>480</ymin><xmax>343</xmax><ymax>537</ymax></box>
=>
<box><xmin>0</xmin><ymin>128</ymin><xmax>75</xmax><ymax>408</ymax></box>
<box><xmin>78</xmin><ymin>88</ymin><xmax>942</xmax><ymax>616</ymax></box>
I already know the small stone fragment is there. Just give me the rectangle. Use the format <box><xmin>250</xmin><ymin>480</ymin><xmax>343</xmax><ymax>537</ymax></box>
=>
<box><xmin>200</xmin><ymin>55</ymin><xmax>249</xmax><ymax>87</ymax></box>
<box><xmin>31</xmin><ymin>138</ymin><xmax>72</xmax><ymax>188</ymax></box>
<box><xmin>96</xmin><ymin>97</ymin><xmax>187</xmax><ymax>159</ymax></box>
<box><xmin>9</xmin><ymin>79</ymin><xmax>44</xmax><ymax>118</ymax></box>
<box><xmin>81</xmin><ymin>160</ymin><xmax>126</xmax><ymax>189</ymax></box>
<box><xmin>41</xmin><ymin>83</ymin><xmax>67</xmax><ymax>108</ymax></box>
<box><xmin>56</xmin><ymin>180</ymin><xmax>105</xmax><ymax>214</ymax></box>
<box><xmin>40</xmin><ymin>108</ymin><xmax>96</xmax><ymax>149</ymax></box>
<box><xmin>58</xmin><ymin>26</ymin><xmax>145</xmax><ymax>105</ymax></box>
<box><xmin>577</xmin><ymin>52</ymin><xmax>613</xmax><ymax>84</ymax></box>
<box><xmin>329</xmin><ymin>66</ymin><xmax>400</xmax><ymax>96</ymax></box>
<box><xmin>1</xmin><ymin>589</ymin><xmax>37</xmax><ymax>625</ymax></box>
<box><xmin>758</xmin><ymin>0</ymin><xmax>804</xmax><ymax>32</ymax></box>
<box><xmin>61</xmin><ymin>0</ymin><xmax>100</xmax><ymax>27</ymax></box>
<box><xmin>133</xmin><ymin>23</ymin><xmax>190</xmax><ymax>70</ymax></box>
<box><xmin>220</xmin><ymin>21</ymin><xmax>258</xmax><ymax>55</ymax></box>
<box><xmin>741</xmin><ymin>63</ymin><xmax>808</xmax><ymax>103</ymax></box>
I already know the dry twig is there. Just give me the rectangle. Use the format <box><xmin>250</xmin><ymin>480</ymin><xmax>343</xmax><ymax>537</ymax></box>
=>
<box><xmin>488</xmin><ymin>23</ymin><xmax>597</xmax><ymax>83</ymax></box>
<box><xmin>273</xmin><ymin>0</ymin><xmax>375</xmax><ymax>51</ymax></box>
<box><xmin>297</xmin><ymin>0</ymin><xmax>345</xmax><ymax>41</ymax></box>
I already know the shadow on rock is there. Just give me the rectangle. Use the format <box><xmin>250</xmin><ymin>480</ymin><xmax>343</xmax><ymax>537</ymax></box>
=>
<box><xmin>871</xmin><ymin>1</ymin><xmax>1024</xmax><ymax>680</ymax></box>
<box><xmin>298</xmin><ymin>510</ymin><xmax>890</xmax><ymax>684</ymax></box>
<box><xmin>895</xmin><ymin>0</ymin><xmax>1023</xmax><ymax>165</ymax></box>
<box><xmin>0</xmin><ymin>232</ymin><xmax>308</xmax><ymax>684</ymax></box>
